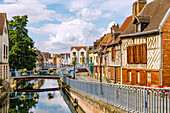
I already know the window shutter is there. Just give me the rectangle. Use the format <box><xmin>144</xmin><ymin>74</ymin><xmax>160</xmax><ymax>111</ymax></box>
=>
<box><xmin>113</xmin><ymin>47</ymin><xmax>115</xmax><ymax>61</ymax></box>
<box><xmin>144</xmin><ymin>44</ymin><xmax>147</xmax><ymax>63</ymax></box>
<box><xmin>132</xmin><ymin>46</ymin><xmax>134</xmax><ymax>63</ymax></box>
<box><xmin>127</xmin><ymin>47</ymin><xmax>129</xmax><ymax>64</ymax></box>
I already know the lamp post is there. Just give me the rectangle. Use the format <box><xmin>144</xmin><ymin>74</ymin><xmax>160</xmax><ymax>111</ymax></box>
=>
<box><xmin>98</xmin><ymin>49</ymin><xmax>104</xmax><ymax>82</ymax></box>
<box><xmin>72</xmin><ymin>59</ymin><xmax>77</xmax><ymax>79</ymax></box>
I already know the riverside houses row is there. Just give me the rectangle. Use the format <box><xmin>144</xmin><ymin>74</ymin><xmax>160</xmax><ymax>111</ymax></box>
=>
<box><xmin>90</xmin><ymin>0</ymin><xmax>170</xmax><ymax>87</ymax></box>
<box><xmin>0</xmin><ymin>13</ymin><xmax>10</xmax><ymax>82</ymax></box>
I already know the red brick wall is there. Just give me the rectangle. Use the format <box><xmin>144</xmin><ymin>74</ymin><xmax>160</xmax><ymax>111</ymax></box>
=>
<box><xmin>162</xmin><ymin>14</ymin><xmax>170</xmax><ymax>86</ymax></box>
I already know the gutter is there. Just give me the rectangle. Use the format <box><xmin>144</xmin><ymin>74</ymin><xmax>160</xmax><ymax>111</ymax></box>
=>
<box><xmin>106</xmin><ymin>42</ymin><xmax>120</xmax><ymax>47</ymax></box>
<box><xmin>119</xmin><ymin>29</ymin><xmax>159</xmax><ymax>38</ymax></box>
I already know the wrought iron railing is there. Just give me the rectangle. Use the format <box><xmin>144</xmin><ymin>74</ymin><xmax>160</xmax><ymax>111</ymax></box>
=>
<box><xmin>59</xmin><ymin>70</ymin><xmax>170</xmax><ymax>113</ymax></box>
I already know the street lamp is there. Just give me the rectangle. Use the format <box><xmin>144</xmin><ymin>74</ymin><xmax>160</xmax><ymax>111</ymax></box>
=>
<box><xmin>95</xmin><ymin>49</ymin><xmax>109</xmax><ymax>82</ymax></box>
<box><xmin>72</xmin><ymin>59</ymin><xmax>77</xmax><ymax>79</ymax></box>
<box><xmin>97</xmin><ymin>49</ymin><xmax>105</xmax><ymax>82</ymax></box>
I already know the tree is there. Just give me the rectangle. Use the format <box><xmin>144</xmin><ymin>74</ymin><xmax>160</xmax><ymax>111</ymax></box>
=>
<box><xmin>8</xmin><ymin>15</ymin><xmax>37</xmax><ymax>70</ymax></box>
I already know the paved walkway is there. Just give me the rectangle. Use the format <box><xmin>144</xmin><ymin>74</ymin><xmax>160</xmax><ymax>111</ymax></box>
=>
<box><xmin>76</xmin><ymin>72</ymin><xmax>107</xmax><ymax>82</ymax></box>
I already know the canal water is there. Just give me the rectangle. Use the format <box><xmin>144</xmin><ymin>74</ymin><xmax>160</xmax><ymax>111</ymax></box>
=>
<box><xmin>0</xmin><ymin>79</ymin><xmax>75</xmax><ymax>113</ymax></box>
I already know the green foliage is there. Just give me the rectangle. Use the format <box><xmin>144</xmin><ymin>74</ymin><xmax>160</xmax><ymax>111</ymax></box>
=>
<box><xmin>0</xmin><ymin>79</ymin><xmax>3</xmax><ymax>86</ymax></box>
<box><xmin>33</xmin><ymin>68</ymin><xmax>39</xmax><ymax>73</ymax></box>
<box><xmin>8</xmin><ymin>15</ymin><xmax>37</xmax><ymax>70</ymax></box>
<box><xmin>72</xmin><ymin>60</ymin><xmax>77</xmax><ymax>66</ymax></box>
<box><xmin>48</xmin><ymin>68</ymin><xmax>54</xmax><ymax>73</ymax></box>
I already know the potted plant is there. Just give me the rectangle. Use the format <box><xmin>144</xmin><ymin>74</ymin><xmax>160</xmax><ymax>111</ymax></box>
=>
<box><xmin>33</xmin><ymin>68</ymin><xmax>39</xmax><ymax>75</ymax></box>
<box><xmin>20</xmin><ymin>68</ymin><xmax>28</xmax><ymax>76</ymax></box>
<box><xmin>48</xmin><ymin>68</ymin><xmax>54</xmax><ymax>75</ymax></box>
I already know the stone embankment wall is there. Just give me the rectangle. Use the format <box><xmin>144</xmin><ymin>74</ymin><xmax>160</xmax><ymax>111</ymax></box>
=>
<box><xmin>62</xmin><ymin>81</ymin><xmax>126</xmax><ymax>113</ymax></box>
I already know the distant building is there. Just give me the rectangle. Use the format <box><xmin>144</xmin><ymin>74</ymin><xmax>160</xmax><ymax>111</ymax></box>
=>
<box><xmin>70</xmin><ymin>46</ymin><xmax>88</xmax><ymax>65</ymax></box>
<box><xmin>89</xmin><ymin>46</ymin><xmax>94</xmax><ymax>74</ymax></box>
<box><xmin>42</xmin><ymin>52</ymin><xmax>51</xmax><ymax>66</ymax></box>
<box><xmin>0</xmin><ymin>13</ymin><xmax>10</xmax><ymax>82</ymax></box>
<box><xmin>35</xmin><ymin>49</ymin><xmax>44</xmax><ymax>67</ymax></box>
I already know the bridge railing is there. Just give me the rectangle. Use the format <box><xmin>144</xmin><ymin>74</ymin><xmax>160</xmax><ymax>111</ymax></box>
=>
<box><xmin>10</xmin><ymin>70</ymin><xmax>57</xmax><ymax>77</ymax></box>
<box><xmin>59</xmin><ymin>70</ymin><xmax>170</xmax><ymax>113</ymax></box>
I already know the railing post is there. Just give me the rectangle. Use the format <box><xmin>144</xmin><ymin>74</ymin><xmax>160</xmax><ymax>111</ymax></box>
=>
<box><xmin>144</xmin><ymin>88</ymin><xmax>146</xmax><ymax>113</ymax></box>
<box><xmin>127</xmin><ymin>86</ymin><xmax>129</xmax><ymax>112</ymax></box>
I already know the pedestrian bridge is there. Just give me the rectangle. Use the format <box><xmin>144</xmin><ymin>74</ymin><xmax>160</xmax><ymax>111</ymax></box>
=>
<box><xmin>12</xmin><ymin>76</ymin><xmax>60</xmax><ymax>80</ymax></box>
<box><xmin>15</xmin><ymin>88</ymin><xmax>60</xmax><ymax>92</ymax></box>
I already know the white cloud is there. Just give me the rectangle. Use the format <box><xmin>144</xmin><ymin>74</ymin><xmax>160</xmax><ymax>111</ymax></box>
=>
<box><xmin>76</xmin><ymin>8</ymin><xmax>102</xmax><ymax>21</ymax></box>
<box><xmin>29</xmin><ymin>19</ymin><xmax>101</xmax><ymax>53</ymax></box>
<box><xmin>0</xmin><ymin>0</ymin><xmax>57</xmax><ymax>23</ymax></box>
<box><xmin>101</xmin><ymin>21</ymin><xmax>115</xmax><ymax>35</ymax></box>
<box><xmin>4</xmin><ymin>0</ymin><xmax>17</xmax><ymax>3</ymax></box>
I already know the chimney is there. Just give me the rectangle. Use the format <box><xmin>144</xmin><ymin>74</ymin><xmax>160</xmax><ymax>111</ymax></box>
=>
<box><xmin>133</xmin><ymin>0</ymin><xmax>147</xmax><ymax>19</ymax></box>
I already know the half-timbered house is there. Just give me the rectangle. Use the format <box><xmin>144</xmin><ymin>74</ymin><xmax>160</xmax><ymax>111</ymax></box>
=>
<box><xmin>120</xmin><ymin>0</ymin><xmax>170</xmax><ymax>86</ymax></box>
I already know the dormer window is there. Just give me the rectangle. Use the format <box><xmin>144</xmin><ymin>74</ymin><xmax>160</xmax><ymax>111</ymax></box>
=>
<box><xmin>133</xmin><ymin>16</ymin><xmax>150</xmax><ymax>32</ymax></box>
<box><xmin>136</xmin><ymin>23</ymin><xmax>141</xmax><ymax>32</ymax></box>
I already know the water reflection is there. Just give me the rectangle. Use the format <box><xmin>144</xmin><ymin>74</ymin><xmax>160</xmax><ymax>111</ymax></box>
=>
<box><xmin>0</xmin><ymin>79</ymin><xmax>74</xmax><ymax>113</ymax></box>
<box><xmin>0</xmin><ymin>94</ymin><xmax>10</xmax><ymax>113</ymax></box>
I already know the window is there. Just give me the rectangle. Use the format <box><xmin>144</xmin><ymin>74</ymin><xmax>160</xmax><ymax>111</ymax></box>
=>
<box><xmin>127</xmin><ymin>43</ymin><xmax>147</xmax><ymax>64</ymax></box>
<box><xmin>81</xmin><ymin>52</ymin><xmax>84</xmax><ymax>56</ymax></box>
<box><xmin>90</xmin><ymin>57</ymin><xmax>92</xmax><ymax>63</ymax></box>
<box><xmin>136</xmin><ymin>23</ymin><xmax>148</xmax><ymax>32</ymax></box>
<box><xmin>136</xmin><ymin>23</ymin><xmax>141</xmax><ymax>32</ymax></box>
<box><xmin>141</xmin><ymin>23</ymin><xmax>149</xmax><ymax>31</ymax></box>
<box><xmin>147</xmin><ymin>73</ymin><xmax>151</xmax><ymax>83</ymax></box>
<box><xmin>96</xmin><ymin>56</ymin><xmax>98</xmax><ymax>64</ymax></box>
<box><xmin>137</xmin><ymin>72</ymin><xmax>140</xmax><ymax>83</ymax></box>
<box><xmin>6</xmin><ymin>46</ymin><xmax>8</xmax><ymax>59</ymax></box>
<box><xmin>111</xmin><ymin>47</ymin><xmax>115</xmax><ymax>61</ymax></box>
<box><xmin>4</xmin><ymin>45</ymin><xmax>5</xmax><ymax>59</ymax></box>
<box><xmin>127</xmin><ymin>71</ymin><xmax>131</xmax><ymax>82</ymax></box>
<box><xmin>73</xmin><ymin>52</ymin><xmax>76</xmax><ymax>56</ymax></box>
<box><xmin>107</xmin><ymin>54</ymin><xmax>109</xmax><ymax>63</ymax></box>
<box><xmin>101</xmin><ymin>55</ymin><xmax>103</xmax><ymax>63</ymax></box>
<box><xmin>6</xmin><ymin>66</ymin><xmax>8</xmax><ymax>79</ymax></box>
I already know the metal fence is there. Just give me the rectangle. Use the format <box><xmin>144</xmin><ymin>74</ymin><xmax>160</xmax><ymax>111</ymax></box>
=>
<box><xmin>10</xmin><ymin>70</ymin><xmax>57</xmax><ymax>77</ymax></box>
<box><xmin>59</xmin><ymin>70</ymin><xmax>170</xmax><ymax>113</ymax></box>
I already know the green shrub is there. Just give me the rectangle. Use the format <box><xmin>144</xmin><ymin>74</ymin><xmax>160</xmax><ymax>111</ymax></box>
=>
<box><xmin>48</xmin><ymin>68</ymin><xmax>54</xmax><ymax>73</ymax></box>
<box><xmin>33</xmin><ymin>68</ymin><xmax>39</xmax><ymax>73</ymax></box>
<box><xmin>0</xmin><ymin>79</ymin><xmax>3</xmax><ymax>86</ymax></box>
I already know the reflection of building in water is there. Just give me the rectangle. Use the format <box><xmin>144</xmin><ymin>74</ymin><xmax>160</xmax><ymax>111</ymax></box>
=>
<box><xmin>0</xmin><ymin>94</ymin><xmax>10</xmax><ymax>113</ymax></box>
<box><xmin>33</xmin><ymin>80</ymin><xmax>44</xmax><ymax>89</ymax></box>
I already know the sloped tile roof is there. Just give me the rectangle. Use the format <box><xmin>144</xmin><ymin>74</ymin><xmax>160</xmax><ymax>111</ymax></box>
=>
<box><xmin>71</xmin><ymin>46</ymin><xmax>87</xmax><ymax>51</ymax></box>
<box><xmin>123</xmin><ymin>0</ymin><xmax>170</xmax><ymax>35</ymax></box>
<box><xmin>0</xmin><ymin>13</ymin><xmax>7</xmax><ymax>34</ymax></box>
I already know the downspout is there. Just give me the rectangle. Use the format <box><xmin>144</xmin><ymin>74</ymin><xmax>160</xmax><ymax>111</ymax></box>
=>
<box><xmin>159</xmin><ymin>30</ymin><xmax>163</xmax><ymax>86</ymax></box>
<box><xmin>120</xmin><ymin>41</ymin><xmax>123</xmax><ymax>84</ymax></box>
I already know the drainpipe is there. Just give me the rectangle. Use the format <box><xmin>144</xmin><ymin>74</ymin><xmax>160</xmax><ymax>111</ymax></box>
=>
<box><xmin>159</xmin><ymin>30</ymin><xmax>163</xmax><ymax>86</ymax></box>
<box><xmin>120</xmin><ymin>41</ymin><xmax>123</xmax><ymax>84</ymax></box>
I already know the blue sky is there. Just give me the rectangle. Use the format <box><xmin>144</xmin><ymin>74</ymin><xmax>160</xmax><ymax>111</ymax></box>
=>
<box><xmin>0</xmin><ymin>0</ymin><xmax>152</xmax><ymax>54</ymax></box>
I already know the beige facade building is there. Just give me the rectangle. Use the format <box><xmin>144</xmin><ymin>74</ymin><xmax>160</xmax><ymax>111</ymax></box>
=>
<box><xmin>0</xmin><ymin>13</ymin><xmax>10</xmax><ymax>82</ymax></box>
